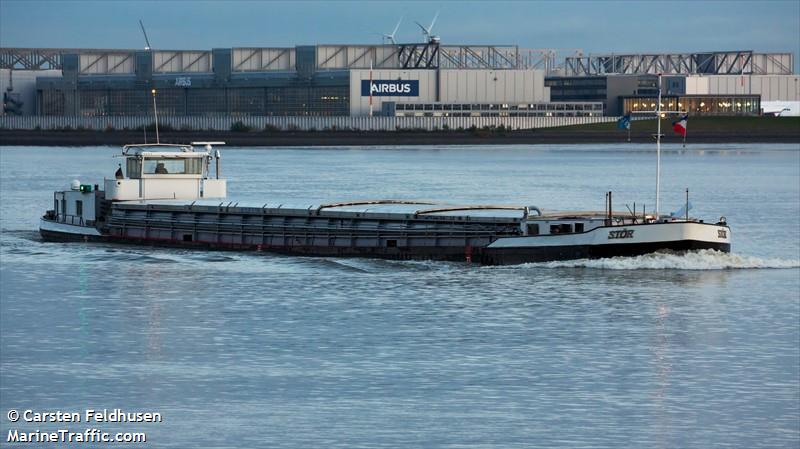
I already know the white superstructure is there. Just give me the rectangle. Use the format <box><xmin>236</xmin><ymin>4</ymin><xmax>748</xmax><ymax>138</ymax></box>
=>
<box><xmin>104</xmin><ymin>142</ymin><xmax>227</xmax><ymax>201</ymax></box>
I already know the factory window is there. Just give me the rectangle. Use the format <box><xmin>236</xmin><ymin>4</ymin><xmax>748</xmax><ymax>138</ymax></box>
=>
<box><xmin>229</xmin><ymin>88</ymin><xmax>265</xmax><ymax>116</ymax></box>
<box><xmin>39</xmin><ymin>90</ymin><xmax>65</xmax><ymax>115</ymax></box>
<box><xmin>107</xmin><ymin>90</ymin><xmax>148</xmax><ymax>116</ymax></box>
<box><xmin>152</xmin><ymin>89</ymin><xmax>185</xmax><ymax>116</ymax></box>
<box><xmin>79</xmin><ymin>90</ymin><xmax>108</xmax><ymax>116</ymax></box>
<box><xmin>622</xmin><ymin>95</ymin><xmax>759</xmax><ymax>116</ymax></box>
<box><xmin>265</xmin><ymin>86</ymin><xmax>348</xmax><ymax>116</ymax></box>
<box><xmin>187</xmin><ymin>89</ymin><xmax>227</xmax><ymax>115</ymax></box>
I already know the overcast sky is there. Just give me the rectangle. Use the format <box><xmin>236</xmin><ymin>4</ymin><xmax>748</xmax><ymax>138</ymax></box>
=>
<box><xmin>1</xmin><ymin>0</ymin><xmax>798</xmax><ymax>68</ymax></box>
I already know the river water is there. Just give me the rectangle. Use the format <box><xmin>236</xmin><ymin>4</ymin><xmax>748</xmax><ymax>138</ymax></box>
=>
<box><xmin>1</xmin><ymin>144</ymin><xmax>798</xmax><ymax>448</ymax></box>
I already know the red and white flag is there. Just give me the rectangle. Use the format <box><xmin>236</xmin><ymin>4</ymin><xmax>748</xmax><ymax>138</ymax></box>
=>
<box><xmin>672</xmin><ymin>114</ymin><xmax>688</xmax><ymax>137</ymax></box>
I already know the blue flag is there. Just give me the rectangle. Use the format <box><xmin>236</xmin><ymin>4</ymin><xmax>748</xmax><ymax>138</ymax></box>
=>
<box><xmin>617</xmin><ymin>114</ymin><xmax>631</xmax><ymax>130</ymax></box>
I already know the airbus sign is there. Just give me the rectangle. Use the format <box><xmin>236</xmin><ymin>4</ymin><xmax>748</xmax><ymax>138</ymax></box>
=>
<box><xmin>361</xmin><ymin>80</ymin><xmax>419</xmax><ymax>97</ymax></box>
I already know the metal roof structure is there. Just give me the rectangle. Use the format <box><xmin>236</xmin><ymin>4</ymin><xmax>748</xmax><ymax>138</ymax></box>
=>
<box><xmin>563</xmin><ymin>51</ymin><xmax>794</xmax><ymax>76</ymax></box>
<box><xmin>1</xmin><ymin>45</ymin><xmax>561</xmax><ymax>72</ymax></box>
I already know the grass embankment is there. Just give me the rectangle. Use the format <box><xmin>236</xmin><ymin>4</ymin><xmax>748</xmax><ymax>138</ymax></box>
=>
<box><xmin>548</xmin><ymin>116</ymin><xmax>800</xmax><ymax>134</ymax></box>
<box><xmin>1</xmin><ymin>117</ymin><xmax>797</xmax><ymax>146</ymax></box>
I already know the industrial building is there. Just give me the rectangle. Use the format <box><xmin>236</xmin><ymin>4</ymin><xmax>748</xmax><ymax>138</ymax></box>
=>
<box><xmin>547</xmin><ymin>51</ymin><xmax>798</xmax><ymax>116</ymax></box>
<box><xmin>1</xmin><ymin>47</ymin><xmax>798</xmax><ymax>119</ymax></box>
<box><xmin>1</xmin><ymin>45</ymin><xmax>562</xmax><ymax>118</ymax></box>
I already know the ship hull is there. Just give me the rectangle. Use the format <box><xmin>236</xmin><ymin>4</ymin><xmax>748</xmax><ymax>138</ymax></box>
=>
<box><xmin>40</xmin><ymin>217</ymin><xmax>731</xmax><ymax>265</ymax></box>
<box><xmin>482</xmin><ymin>239</ymin><xmax>730</xmax><ymax>265</ymax></box>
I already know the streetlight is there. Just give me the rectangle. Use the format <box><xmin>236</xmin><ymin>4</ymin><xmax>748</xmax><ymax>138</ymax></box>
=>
<box><xmin>151</xmin><ymin>89</ymin><xmax>159</xmax><ymax>144</ymax></box>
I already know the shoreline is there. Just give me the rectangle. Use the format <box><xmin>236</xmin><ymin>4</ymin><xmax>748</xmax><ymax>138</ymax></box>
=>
<box><xmin>2</xmin><ymin>129</ymin><xmax>799</xmax><ymax>146</ymax></box>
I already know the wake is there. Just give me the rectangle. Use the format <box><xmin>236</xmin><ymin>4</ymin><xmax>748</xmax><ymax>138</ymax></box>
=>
<box><xmin>528</xmin><ymin>249</ymin><xmax>800</xmax><ymax>270</ymax></box>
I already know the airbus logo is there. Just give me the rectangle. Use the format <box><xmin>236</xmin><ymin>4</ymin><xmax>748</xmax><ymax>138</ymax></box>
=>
<box><xmin>371</xmin><ymin>83</ymin><xmax>412</xmax><ymax>94</ymax></box>
<box><xmin>361</xmin><ymin>80</ymin><xmax>419</xmax><ymax>97</ymax></box>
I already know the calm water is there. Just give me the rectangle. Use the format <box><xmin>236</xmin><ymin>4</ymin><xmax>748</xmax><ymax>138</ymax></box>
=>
<box><xmin>1</xmin><ymin>144</ymin><xmax>799</xmax><ymax>448</ymax></box>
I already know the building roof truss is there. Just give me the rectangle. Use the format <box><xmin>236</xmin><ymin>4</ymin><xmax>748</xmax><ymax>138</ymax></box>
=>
<box><xmin>753</xmin><ymin>53</ymin><xmax>791</xmax><ymax>74</ymax></box>
<box><xmin>154</xmin><ymin>52</ymin><xmax>180</xmax><ymax>72</ymax></box>
<box><xmin>153</xmin><ymin>51</ymin><xmax>210</xmax><ymax>73</ymax></box>
<box><xmin>183</xmin><ymin>52</ymin><xmax>208</xmax><ymax>71</ymax></box>
<box><xmin>438</xmin><ymin>48</ymin><xmax>463</xmax><ymax>68</ymax></box>
<box><xmin>0</xmin><ymin>48</ymin><xmax>63</xmax><ymax>70</ymax></box>
<box><xmin>398</xmin><ymin>43</ymin><xmax>439</xmax><ymax>69</ymax></box>
<box><xmin>562</xmin><ymin>51</ymin><xmax>791</xmax><ymax>76</ymax></box>
<box><xmin>263</xmin><ymin>49</ymin><xmax>289</xmax><ymax>70</ymax></box>
<box><xmin>376</xmin><ymin>47</ymin><xmax>400</xmax><ymax>68</ymax></box>
<box><xmin>488</xmin><ymin>46</ymin><xmax>517</xmax><ymax>69</ymax></box>
<box><xmin>523</xmin><ymin>49</ymin><xmax>556</xmax><ymax>71</ymax></box>
<box><xmin>234</xmin><ymin>49</ymin><xmax>259</xmax><ymax>70</ymax></box>
<box><xmin>463</xmin><ymin>47</ymin><xmax>491</xmax><ymax>69</ymax></box>
<box><xmin>319</xmin><ymin>46</ymin><xmax>346</xmax><ymax>68</ymax></box>
<box><xmin>108</xmin><ymin>54</ymin><xmax>132</xmax><ymax>73</ymax></box>
<box><xmin>81</xmin><ymin>53</ymin><xmax>107</xmax><ymax>73</ymax></box>
<box><xmin>347</xmin><ymin>47</ymin><xmax>372</xmax><ymax>68</ymax></box>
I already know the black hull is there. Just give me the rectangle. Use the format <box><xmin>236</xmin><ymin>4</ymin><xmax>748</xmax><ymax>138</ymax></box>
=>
<box><xmin>482</xmin><ymin>240</ymin><xmax>731</xmax><ymax>265</ymax></box>
<box><xmin>40</xmin><ymin>228</ymin><xmax>731</xmax><ymax>266</ymax></box>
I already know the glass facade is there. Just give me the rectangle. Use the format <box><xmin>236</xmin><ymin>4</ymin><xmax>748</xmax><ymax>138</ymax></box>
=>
<box><xmin>39</xmin><ymin>90</ymin><xmax>65</xmax><ymax>115</ymax></box>
<box><xmin>622</xmin><ymin>95</ymin><xmax>761</xmax><ymax>116</ymax></box>
<box><xmin>391</xmin><ymin>102</ymin><xmax>604</xmax><ymax>117</ymax></box>
<box><xmin>107</xmin><ymin>90</ymin><xmax>149</xmax><ymax>115</ymax></box>
<box><xmin>57</xmin><ymin>86</ymin><xmax>350</xmax><ymax>116</ymax></box>
<box><xmin>545</xmin><ymin>77</ymin><xmax>607</xmax><ymax>101</ymax></box>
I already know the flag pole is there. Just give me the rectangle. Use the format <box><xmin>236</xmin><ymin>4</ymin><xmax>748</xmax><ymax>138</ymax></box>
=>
<box><xmin>627</xmin><ymin>118</ymin><xmax>631</xmax><ymax>142</ymax></box>
<box><xmin>682</xmin><ymin>126</ymin><xmax>686</xmax><ymax>148</ymax></box>
<box><xmin>655</xmin><ymin>74</ymin><xmax>662</xmax><ymax>219</ymax></box>
<box><xmin>368</xmin><ymin>60</ymin><xmax>374</xmax><ymax>118</ymax></box>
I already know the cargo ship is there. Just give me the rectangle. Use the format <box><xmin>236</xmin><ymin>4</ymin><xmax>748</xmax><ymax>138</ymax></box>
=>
<box><xmin>39</xmin><ymin>139</ymin><xmax>730</xmax><ymax>265</ymax></box>
<box><xmin>39</xmin><ymin>76</ymin><xmax>731</xmax><ymax>265</ymax></box>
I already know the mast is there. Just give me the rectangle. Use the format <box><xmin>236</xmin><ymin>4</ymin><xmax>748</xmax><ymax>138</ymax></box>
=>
<box><xmin>655</xmin><ymin>74</ymin><xmax>662</xmax><ymax>218</ymax></box>
<box><xmin>368</xmin><ymin>60</ymin><xmax>374</xmax><ymax>117</ymax></box>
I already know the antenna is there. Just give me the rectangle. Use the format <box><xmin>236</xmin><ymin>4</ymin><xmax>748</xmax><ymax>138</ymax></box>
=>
<box><xmin>139</xmin><ymin>19</ymin><xmax>152</xmax><ymax>51</ymax></box>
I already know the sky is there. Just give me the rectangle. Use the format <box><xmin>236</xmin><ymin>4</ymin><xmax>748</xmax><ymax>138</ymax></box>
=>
<box><xmin>1</xmin><ymin>0</ymin><xmax>799</xmax><ymax>69</ymax></box>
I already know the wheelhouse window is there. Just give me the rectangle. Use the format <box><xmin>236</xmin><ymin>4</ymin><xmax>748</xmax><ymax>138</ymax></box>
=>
<box><xmin>126</xmin><ymin>158</ymin><xmax>142</xmax><ymax>179</ymax></box>
<box><xmin>142</xmin><ymin>158</ymin><xmax>203</xmax><ymax>175</ymax></box>
<box><xmin>550</xmin><ymin>223</ymin><xmax>573</xmax><ymax>234</ymax></box>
